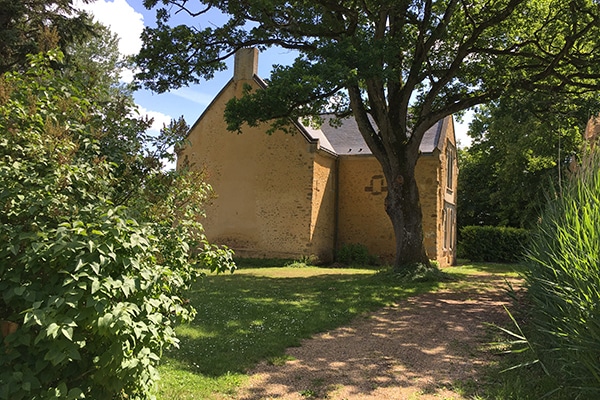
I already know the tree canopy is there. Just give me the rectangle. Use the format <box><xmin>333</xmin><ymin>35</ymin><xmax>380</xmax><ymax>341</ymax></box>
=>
<box><xmin>0</xmin><ymin>0</ymin><xmax>95</xmax><ymax>74</ymax></box>
<box><xmin>136</xmin><ymin>0</ymin><xmax>600</xmax><ymax>269</ymax></box>
<box><xmin>458</xmin><ymin>90</ymin><xmax>600</xmax><ymax>230</ymax></box>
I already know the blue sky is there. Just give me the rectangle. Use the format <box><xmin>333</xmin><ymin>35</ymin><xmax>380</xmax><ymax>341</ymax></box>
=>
<box><xmin>76</xmin><ymin>0</ymin><xmax>472</xmax><ymax>147</ymax></box>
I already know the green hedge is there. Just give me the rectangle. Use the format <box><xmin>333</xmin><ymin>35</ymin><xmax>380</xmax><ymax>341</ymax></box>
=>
<box><xmin>458</xmin><ymin>225</ymin><xmax>529</xmax><ymax>263</ymax></box>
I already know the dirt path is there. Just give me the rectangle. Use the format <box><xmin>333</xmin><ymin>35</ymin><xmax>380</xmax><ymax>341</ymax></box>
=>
<box><xmin>237</xmin><ymin>273</ymin><xmax>520</xmax><ymax>400</ymax></box>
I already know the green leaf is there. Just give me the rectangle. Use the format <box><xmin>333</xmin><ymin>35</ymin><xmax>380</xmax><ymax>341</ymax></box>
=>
<box><xmin>46</xmin><ymin>323</ymin><xmax>60</xmax><ymax>339</ymax></box>
<box><xmin>97</xmin><ymin>313</ymin><xmax>113</xmax><ymax>330</ymax></box>
<box><xmin>91</xmin><ymin>278</ymin><xmax>101</xmax><ymax>294</ymax></box>
<box><xmin>74</xmin><ymin>258</ymin><xmax>86</xmax><ymax>272</ymax></box>
<box><xmin>13</xmin><ymin>286</ymin><xmax>26</xmax><ymax>296</ymax></box>
<box><xmin>90</xmin><ymin>262</ymin><xmax>100</xmax><ymax>276</ymax></box>
<box><xmin>44</xmin><ymin>346</ymin><xmax>67</xmax><ymax>366</ymax></box>
<box><xmin>61</xmin><ymin>326</ymin><xmax>74</xmax><ymax>341</ymax></box>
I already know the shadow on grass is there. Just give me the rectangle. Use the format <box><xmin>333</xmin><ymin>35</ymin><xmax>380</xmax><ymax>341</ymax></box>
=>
<box><xmin>453</xmin><ymin>260</ymin><xmax>526</xmax><ymax>275</ymax></box>
<box><xmin>163</xmin><ymin>270</ymin><xmax>441</xmax><ymax>378</ymax></box>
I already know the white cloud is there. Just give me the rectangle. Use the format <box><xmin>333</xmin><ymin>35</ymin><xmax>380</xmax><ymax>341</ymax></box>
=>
<box><xmin>136</xmin><ymin>106</ymin><xmax>173</xmax><ymax>133</ymax></box>
<box><xmin>454</xmin><ymin>121</ymin><xmax>472</xmax><ymax>148</ymax></box>
<box><xmin>171</xmin><ymin>87</ymin><xmax>216</xmax><ymax>106</ymax></box>
<box><xmin>75</xmin><ymin>0</ymin><xmax>144</xmax><ymax>56</ymax></box>
<box><xmin>454</xmin><ymin>111</ymin><xmax>473</xmax><ymax>148</ymax></box>
<box><xmin>119</xmin><ymin>68</ymin><xmax>136</xmax><ymax>84</ymax></box>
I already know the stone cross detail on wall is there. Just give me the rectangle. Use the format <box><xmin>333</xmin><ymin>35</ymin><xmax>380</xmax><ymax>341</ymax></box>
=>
<box><xmin>365</xmin><ymin>175</ymin><xmax>388</xmax><ymax>195</ymax></box>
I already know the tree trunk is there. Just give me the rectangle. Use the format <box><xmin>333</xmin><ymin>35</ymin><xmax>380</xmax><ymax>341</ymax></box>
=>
<box><xmin>383</xmin><ymin>161</ymin><xmax>430</xmax><ymax>270</ymax></box>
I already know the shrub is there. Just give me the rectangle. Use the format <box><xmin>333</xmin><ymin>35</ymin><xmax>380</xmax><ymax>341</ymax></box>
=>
<box><xmin>378</xmin><ymin>261</ymin><xmax>451</xmax><ymax>283</ymax></box>
<box><xmin>458</xmin><ymin>225</ymin><xmax>529</xmax><ymax>262</ymax></box>
<box><xmin>0</xmin><ymin>51</ymin><xmax>234</xmax><ymax>399</ymax></box>
<box><xmin>523</xmin><ymin>148</ymin><xmax>600</xmax><ymax>396</ymax></box>
<box><xmin>336</xmin><ymin>243</ymin><xmax>378</xmax><ymax>266</ymax></box>
<box><xmin>285</xmin><ymin>254</ymin><xmax>321</xmax><ymax>268</ymax></box>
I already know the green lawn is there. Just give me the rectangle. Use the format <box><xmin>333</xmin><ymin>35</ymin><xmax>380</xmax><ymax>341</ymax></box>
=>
<box><xmin>154</xmin><ymin>261</ymin><xmax>553</xmax><ymax>399</ymax></box>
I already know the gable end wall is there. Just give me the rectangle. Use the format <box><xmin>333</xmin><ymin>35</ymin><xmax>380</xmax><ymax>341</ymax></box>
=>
<box><xmin>178</xmin><ymin>79</ymin><xmax>318</xmax><ymax>259</ymax></box>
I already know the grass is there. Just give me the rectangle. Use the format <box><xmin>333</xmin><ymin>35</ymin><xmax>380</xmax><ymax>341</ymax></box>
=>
<box><xmin>155</xmin><ymin>262</ymin><xmax>440</xmax><ymax>399</ymax></box>
<box><xmin>154</xmin><ymin>260</ymin><xmax>553</xmax><ymax>399</ymax></box>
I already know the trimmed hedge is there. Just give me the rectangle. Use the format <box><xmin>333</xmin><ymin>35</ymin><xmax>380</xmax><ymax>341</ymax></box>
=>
<box><xmin>458</xmin><ymin>225</ymin><xmax>529</xmax><ymax>263</ymax></box>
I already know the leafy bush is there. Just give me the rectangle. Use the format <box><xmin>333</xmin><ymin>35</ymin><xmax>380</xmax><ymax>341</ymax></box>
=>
<box><xmin>336</xmin><ymin>243</ymin><xmax>378</xmax><ymax>266</ymax></box>
<box><xmin>458</xmin><ymin>225</ymin><xmax>529</xmax><ymax>262</ymax></box>
<box><xmin>523</xmin><ymin>148</ymin><xmax>600</xmax><ymax>396</ymax></box>
<box><xmin>0</xmin><ymin>51</ymin><xmax>234</xmax><ymax>399</ymax></box>
<box><xmin>378</xmin><ymin>261</ymin><xmax>451</xmax><ymax>283</ymax></box>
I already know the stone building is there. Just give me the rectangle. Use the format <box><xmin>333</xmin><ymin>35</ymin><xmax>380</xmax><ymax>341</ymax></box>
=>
<box><xmin>177</xmin><ymin>48</ymin><xmax>458</xmax><ymax>266</ymax></box>
<box><xmin>585</xmin><ymin>114</ymin><xmax>600</xmax><ymax>145</ymax></box>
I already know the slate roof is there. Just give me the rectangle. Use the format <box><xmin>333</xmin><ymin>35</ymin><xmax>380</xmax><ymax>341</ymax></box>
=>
<box><xmin>298</xmin><ymin>114</ymin><xmax>451</xmax><ymax>156</ymax></box>
<box><xmin>188</xmin><ymin>70</ymin><xmax>451</xmax><ymax>158</ymax></box>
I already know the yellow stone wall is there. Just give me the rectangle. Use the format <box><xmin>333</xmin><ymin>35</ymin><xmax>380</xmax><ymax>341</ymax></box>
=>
<box><xmin>336</xmin><ymin>156</ymin><xmax>396</xmax><ymax>261</ymax></box>
<box><xmin>336</xmin><ymin>155</ymin><xmax>450</xmax><ymax>265</ymax></box>
<box><xmin>308</xmin><ymin>152</ymin><xmax>337</xmax><ymax>261</ymax></box>
<box><xmin>415</xmin><ymin>155</ymin><xmax>442</xmax><ymax>262</ymax></box>
<box><xmin>435</xmin><ymin>120</ymin><xmax>459</xmax><ymax>267</ymax></box>
<box><xmin>178</xmin><ymin>78</ymin><xmax>323</xmax><ymax>259</ymax></box>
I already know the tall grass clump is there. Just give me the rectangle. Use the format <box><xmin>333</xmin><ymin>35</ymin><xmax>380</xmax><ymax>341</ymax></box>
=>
<box><xmin>523</xmin><ymin>148</ymin><xmax>600</xmax><ymax>396</ymax></box>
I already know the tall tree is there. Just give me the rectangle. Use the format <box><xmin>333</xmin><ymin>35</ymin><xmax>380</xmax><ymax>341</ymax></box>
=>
<box><xmin>458</xmin><ymin>90</ymin><xmax>600</xmax><ymax>229</ymax></box>
<box><xmin>136</xmin><ymin>0</ymin><xmax>600</xmax><ymax>270</ymax></box>
<box><xmin>0</xmin><ymin>0</ymin><xmax>95</xmax><ymax>74</ymax></box>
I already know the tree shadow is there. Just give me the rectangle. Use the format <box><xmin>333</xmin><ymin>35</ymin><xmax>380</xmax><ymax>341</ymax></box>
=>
<box><xmin>237</xmin><ymin>275</ymin><xmax>519</xmax><ymax>399</ymax></box>
<box><xmin>163</xmin><ymin>271</ymin><xmax>441</xmax><ymax>378</ymax></box>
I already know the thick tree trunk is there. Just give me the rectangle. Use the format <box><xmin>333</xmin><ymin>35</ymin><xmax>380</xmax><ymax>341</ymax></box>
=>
<box><xmin>346</xmin><ymin>84</ymin><xmax>430</xmax><ymax>271</ymax></box>
<box><xmin>383</xmin><ymin>161</ymin><xmax>430</xmax><ymax>271</ymax></box>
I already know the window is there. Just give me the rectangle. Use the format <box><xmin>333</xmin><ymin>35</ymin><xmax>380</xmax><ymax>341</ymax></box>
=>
<box><xmin>446</xmin><ymin>148</ymin><xmax>454</xmax><ymax>191</ymax></box>
<box><xmin>443</xmin><ymin>204</ymin><xmax>455</xmax><ymax>251</ymax></box>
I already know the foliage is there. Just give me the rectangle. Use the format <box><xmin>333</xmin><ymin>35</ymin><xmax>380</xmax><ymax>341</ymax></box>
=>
<box><xmin>0</xmin><ymin>0</ymin><xmax>95</xmax><ymax>74</ymax></box>
<box><xmin>63</xmin><ymin>21</ymin><xmax>175</xmax><ymax>208</ymax></box>
<box><xmin>64</xmin><ymin>21</ymin><xmax>133</xmax><ymax>103</ymax></box>
<box><xmin>335</xmin><ymin>243</ymin><xmax>378</xmax><ymax>266</ymax></box>
<box><xmin>458</xmin><ymin>91</ymin><xmax>598</xmax><ymax>230</ymax></box>
<box><xmin>457</xmin><ymin>146</ymin><xmax>501</xmax><ymax>228</ymax></box>
<box><xmin>136</xmin><ymin>0</ymin><xmax>600</xmax><ymax>269</ymax></box>
<box><xmin>377</xmin><ymin>261</ymin><xmax>452</xmax><ymax>283</ymax></box>
<box><xmin>284</xmin><ymin>254</ymin><xmax>322</xmax><ymax>268</ymax></box>
<box><xmin>522</xmin><ymin>148</ymin><xmax>600</xmax><ymax>396</ymax></box>
<box><xmin>0</xmin><ymin>51</ymin><xmax>234</xmax><ymax>399</ymax></box>
<box><xmin>458</xmin><ymin>226</ymin><xmax>530</xmax><ymax>263</ymax></box>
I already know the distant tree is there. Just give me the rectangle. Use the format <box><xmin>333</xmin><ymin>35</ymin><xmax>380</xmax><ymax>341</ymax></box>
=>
<box><xmin>65</xmin><ymin>21</ymin><xmax>129</xmax><ymax>100</ymax></box>
<box><xmin>63</xmin><ymin>21</ymin><xmax>168</xmax><ymax>207</ymax></box>
<box><xmin>0</xmin><ymin>0</ymin><xmax>95</xmax><ymax>73</ymax></box>
<box><xmin>136</xmin><ymin>0</ymin><xmax>600</xmax><ymax>270</ymax></box>
<box><xmin>457</xmin><ymin>146</ymin><xmax>501</xmax><ymax>228</ymax></box>
<box><xmin>458</xmin><ymin>91</ymin><xmax>600</xmax><ymax>229</ymax></box>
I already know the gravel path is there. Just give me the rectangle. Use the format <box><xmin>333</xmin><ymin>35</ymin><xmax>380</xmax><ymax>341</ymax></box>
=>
<box><xmin>237</xmin><ymin>273</ymin><xmax>520</xmax><ymax>400</ymax></box>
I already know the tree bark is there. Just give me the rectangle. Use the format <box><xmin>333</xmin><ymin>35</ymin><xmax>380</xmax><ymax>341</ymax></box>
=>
<box><xmin>347</xmin><ymin>84</ymin><xmax>430</xmax><ymax>271</ymax></box>
<box><xmin>383</xmin><ymin>159</ymin><xmax>430</xmax><ymax>270</ymax></box>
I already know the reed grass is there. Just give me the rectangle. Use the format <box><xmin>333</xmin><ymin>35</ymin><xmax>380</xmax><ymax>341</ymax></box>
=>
<box><xmin>523</xmin><ymin>148</ymin><xmax>600</xmax><ymax>396</ymax></box>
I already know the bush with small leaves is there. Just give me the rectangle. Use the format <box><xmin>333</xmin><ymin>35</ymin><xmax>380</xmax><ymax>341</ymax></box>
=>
<box><xmin>458</xmin><ymin>225</ymin><xmax>529</xmax><ymax>263</ymax></box>
<box><xmin>336</xmin><ymin>243</ymin><xmax>378</xmax><ymax>266</ymax></box>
